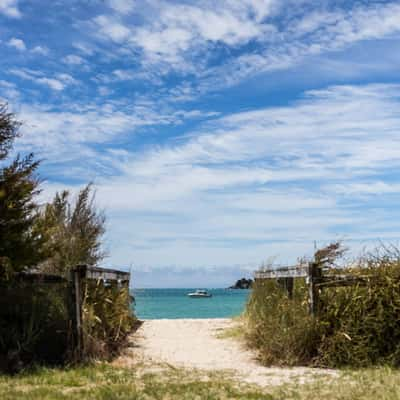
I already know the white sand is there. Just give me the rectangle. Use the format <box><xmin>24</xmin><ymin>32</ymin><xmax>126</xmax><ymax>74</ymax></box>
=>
<box><xmin>117</xmin><ymin>318</ymin><xmax>336</xmax><ymax>387</ymax></box>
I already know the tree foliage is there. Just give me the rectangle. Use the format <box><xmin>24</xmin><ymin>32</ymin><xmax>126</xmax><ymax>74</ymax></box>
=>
<box><xmin>0</xmin><ymin>104</ymin><xmax>42</xmax><ymax>277</ymax></box>
<box><xmin>0</xmin><ymin>103</ymin><xmax>21</xmax><ymax>161</ymax></box>
<box><xmin>36</xmin><ymin>184</ymin><xmax>106</xmax><ymax>276</ymax></box>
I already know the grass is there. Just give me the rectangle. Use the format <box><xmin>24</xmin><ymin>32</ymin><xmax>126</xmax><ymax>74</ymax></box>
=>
<box><xmin>0</xmin><ymin>364</ymin><xmax>267</xmax><ymax>400</ymax></box>
<box><xmin>215</xmin><ymin>316</ymin><xmax>246</xmax><ymax>340</ymax></box>
<box><xmin>1</xmin><ymin>363</ymin><xmax>400</xmax><ymax>400</ymax></box>
<box><xmin>278</xmin><ymin>367</ymin><xmax>400</xmax><ymax>400</ymax></box>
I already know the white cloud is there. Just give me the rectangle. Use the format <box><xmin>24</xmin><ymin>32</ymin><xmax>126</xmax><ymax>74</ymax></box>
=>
<box><xmin>0</xmin><ymin>79</ymin><xmax>19</xmax><ymax>101</ymax></box>
<box><xmin>9</xmin><ymin>68</ymin><xmax>41</xmax><ymax>80</ymax></box>
<box><xmin>8</xmin><ymin>68</ymin><xmax>78</xmax><ymax>91</ymax></box>
<box><xmin>98</xmin><ymin>86</ymin><xmax>113</xmax><ymax>96</ymax></box>
<box><xmin>36</xmin><ymin>77</ymin><xmax>64</xmax><ymax>91</ymax></box>
<box><xmin>31</xmin><ymin>45</ymin><xmax>49</xmax><ymax>56</ymax></box>
<box><xmin>112</xmin><ymin>69</ymin><xmax>135</xmax><ymax>80</ymax></box>
<box><xmin>85</xmin><ymin>1</ymin><xmax>400</xmax><ymax>91</ymax></box>
<box><xmin>131</xmin><ymin>0</ymin><xmax>276</xmax><ymax>67</ymax></box>
<box><xmin>325</xmin><ymin>182</ymin><xmax>400</xmax><ymax>196</ymax></box>
<box><xmin>63</xmin><ymin>54</ymin><xmax>85</xmax><ymax>65</ymax></box>
<box><xmin>197</xmin><ymin>2</ymin><xmax>400</xmax><ymax>93</ymax></box>
<box><xmin>93</xmin><ymin>15</ymin><xmax>131</xmax><ymax>43</ymax></box>
<box><xmin>0</xmin><ymin>0</ymin><xmax>21</xmax><ymax>18</ymax></box>
<box><xmin>14</xmin><ymin>100</ymin><xmax>218</xmax><ymax>174</ymax></box>
<box><xmin>56</xmin><ymin>73</ymin><xmax>79</xmax><ymax>85</ymax></box>
<box><xmin>89</xmin><ymin>0</ymin><xmax>276</xmax><ymax>70</ymax></box>
<box><xmin>107</xmin><ymin>0</ymin><xmax>135</xmax><ymax>15</ymax></box>
<box><xmin>72</xmin><ymin>42</ymin><xmax>95</xmax><ymax>56</ymax></box>
<box><xmin>7</xmin><ymin>37</ymin><xmax>26</xmax><ymax>51</ymax></box>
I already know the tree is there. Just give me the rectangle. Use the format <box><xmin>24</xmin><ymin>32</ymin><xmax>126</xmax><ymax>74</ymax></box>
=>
<box><xmin>0</xmin><ymin>104</ymin><xmax>42</xmax><ymax>277</ymax></box>
<box><xmin>0</xmin><ymin>103</ymin><xmax>21</xmax><ymax>161</ymax></box>
<box><xmin>36</xmin><ymin>184</ymin><xmax>106</xmax><ymax>276</ymax></box>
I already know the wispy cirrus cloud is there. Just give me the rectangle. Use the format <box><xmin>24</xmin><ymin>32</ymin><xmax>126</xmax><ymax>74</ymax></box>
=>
<box><xmin>12</xmin><ymin>97</ymin><xmax>220</xmax><ymax>181</ymax></box>
<box><xmin>196</xmin><ymin>2</ymin><xmax>400</xmax><ymax>93</ymax></box>
<box><xmin>3</xmin><ymin>0</ymin><xmax>400</xmax><ymax>281</ymax></box>
<box><xmin>40</xmin><ymin>83</ymin><xmax>400</xmax><ymax>267</ymax></box>
<box><xmin>87</xmin><ymin>1</ymin><xmax>400</xmax><ymax>80</ymax></box>
<box><xmin>8</xmin><ymin>68</ymin><xmax>78</xmax><ymax>91</ymax></box>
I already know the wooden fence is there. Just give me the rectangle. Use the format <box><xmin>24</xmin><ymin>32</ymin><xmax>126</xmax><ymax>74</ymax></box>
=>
<box><xmin>254</xmin><ymin>263</ymin><xmax>368</xmax><ymax>315</ymax></box>
<box><xmin>10</xmin><ymin>265</ymin><xmax>130</xmax><ymax>362</ymax></box>
<box><xmin>70</xmin><ymin>265</ymin><xmax>130</xmax><ymax>359</ymax></box>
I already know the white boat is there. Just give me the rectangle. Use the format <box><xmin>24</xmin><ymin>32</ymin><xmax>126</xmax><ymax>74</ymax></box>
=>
<box><xmin>187</xmin><ymin>289</ymin><xmax>212</xmax><ymax>298</ymax></box>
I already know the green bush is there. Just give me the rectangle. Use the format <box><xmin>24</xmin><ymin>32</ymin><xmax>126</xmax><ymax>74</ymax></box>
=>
<box><xmin>246</xmin><ymin>253</ymin><xmax>400</xmax><ymax>367</ymax></box>
<box><xmin>0</xmin><ymin>280</ymin><xmax>72</xmax><ymax>372</ymax></box>
<box><xmin>245</xmin><ymin>278</ymin><xmax>321</xmax><ymax>366</ymax></box>
<box><xmin>317</xmin><ymin>261</ymin><xmax>400</xmax><ymax>367</ymax></box>
<box><xmin>0</xmin><ymin>277</ymin><xmax>136</xmax><ymax>372</ymax></box>
<box><xmin>82</xmin><ymin>280</ymin><xmax>136</xmax><ymax>360</ymax></box>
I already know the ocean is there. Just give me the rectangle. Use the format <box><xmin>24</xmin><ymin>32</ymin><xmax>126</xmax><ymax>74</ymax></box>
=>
<box><xmin>132</xmin><ymin>288</ymin><xmax>251</xmax><ymax>319</ymax></box>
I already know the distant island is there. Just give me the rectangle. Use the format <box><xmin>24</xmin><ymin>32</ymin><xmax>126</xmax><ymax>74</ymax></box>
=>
<box><xmin>229</xmin><ymin>278</ymin><xmax>253</xmax><ymax>289</ymax></box>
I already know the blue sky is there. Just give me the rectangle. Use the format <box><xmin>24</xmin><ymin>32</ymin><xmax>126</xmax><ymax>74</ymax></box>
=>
<box><xmin>1</xmin><ymin>0</ymin><xmax>400</xmax><ymax>287</ymax></box>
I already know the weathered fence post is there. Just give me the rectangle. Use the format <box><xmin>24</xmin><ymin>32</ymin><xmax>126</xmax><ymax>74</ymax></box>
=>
<box><xmin>286</xmin><ymin>277</ymin><xmax>294</xmax><ymax>299</ymax></box>
<box><xmin>277</xmin><ymin>277</ymin><xmax>294</xmax><ymax>299</ymax></box>
<box><xmin>308</xmin><ymin>262</ymin><xmax>321</xmax><ymax>316</ymax></box>
<box><xmin>70</xmin><ymin>265</ymin><xmax>85</xmax><ymax>360</ymax></box>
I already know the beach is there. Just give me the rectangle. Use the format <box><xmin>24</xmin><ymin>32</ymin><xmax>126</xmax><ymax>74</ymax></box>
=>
<box><xmin>116</xmin><ymin>318</ymin><xmax>335</xmax><ymax>388</ymax></box>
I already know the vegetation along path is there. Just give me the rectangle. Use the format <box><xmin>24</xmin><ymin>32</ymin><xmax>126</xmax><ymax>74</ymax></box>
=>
<box><xmin>116</xmin><ymin>318</ymin><xmax>334</xmax><ymax>387</ymax></box>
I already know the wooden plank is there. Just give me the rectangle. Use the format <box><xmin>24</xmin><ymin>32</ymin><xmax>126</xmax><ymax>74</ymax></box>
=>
<box><xmin>82</xmin><ymin>265</ymin><xmax>130</xmax><ymax>282</ymax></box>
<box><xmin>255</xmin><ymin>265</ymin><xmax>308</xmax><ymax>279</ymax></box>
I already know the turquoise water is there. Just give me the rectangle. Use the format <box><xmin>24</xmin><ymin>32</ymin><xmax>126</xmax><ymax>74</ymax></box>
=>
<box><xmin>132</xmin><ymin>288</ymin><xmax>251</xmax><ymax>319</ymax></box>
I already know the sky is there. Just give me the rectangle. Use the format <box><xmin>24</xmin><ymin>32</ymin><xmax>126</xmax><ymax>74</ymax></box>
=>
<box><xmin>1</xmin><ymin>0</ymin><xmax>400</xmax><ymax>287</ymax></box>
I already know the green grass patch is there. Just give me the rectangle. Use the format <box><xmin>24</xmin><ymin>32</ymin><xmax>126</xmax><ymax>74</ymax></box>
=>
<box><xmin>0</xmin><ymin>364</ymin><xmax>269</xmax><ymax>400</ymax></box>
<box><xmin>1</xmin><ymin>363</ymin><xmax>400</xmax><ymax>399</ymax></box>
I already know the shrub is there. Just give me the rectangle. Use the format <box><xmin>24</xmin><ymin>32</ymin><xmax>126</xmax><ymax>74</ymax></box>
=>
<box><xmin>316</xmin><ymin>259</ymin><xmax>400</xmax><ymax>367</ymax></box>
<box><xmin>0</xmin><ymin>279</ymin><xmax>72</xmax><ymax>373</ymax></box>
<box><xmin>245</xmin><ymin>278</ymin><xmax>321</xmax><ymax>366</ymax></box>
<box><xmin>82</xmin><ymin>280</ymin><xmax>136</xmax><ymax>360</ymax></box>
<box><xmin>246</xmin><ymin>248</ymin><xmax>400</xmax><ymax>367</ymax></box>
<box><xmin>0</xmin><ymin>276</ymin><xmax>136</xmax><ymax>372</ymax></box>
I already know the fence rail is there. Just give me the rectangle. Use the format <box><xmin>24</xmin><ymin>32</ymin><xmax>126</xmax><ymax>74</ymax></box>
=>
<box><xmin>75</xmin><ymin>264</ymin><xmax>130</xmax><ymax>283</ymax></box>
<box><xmin>254</xmin><ymin>262</ymin><xmax>366</xmax><ymax>315</ymax></box>
<box><xmin>255</xmin><ymin>265</ymin><xmax>308</xmax><ymax>279</ymax></box>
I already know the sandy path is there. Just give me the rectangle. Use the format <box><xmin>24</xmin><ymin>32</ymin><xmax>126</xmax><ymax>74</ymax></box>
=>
<box><xmin>117</xmin><ymin>318</ymin><xmax>335</xmax><ymax>387</ymax></box>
